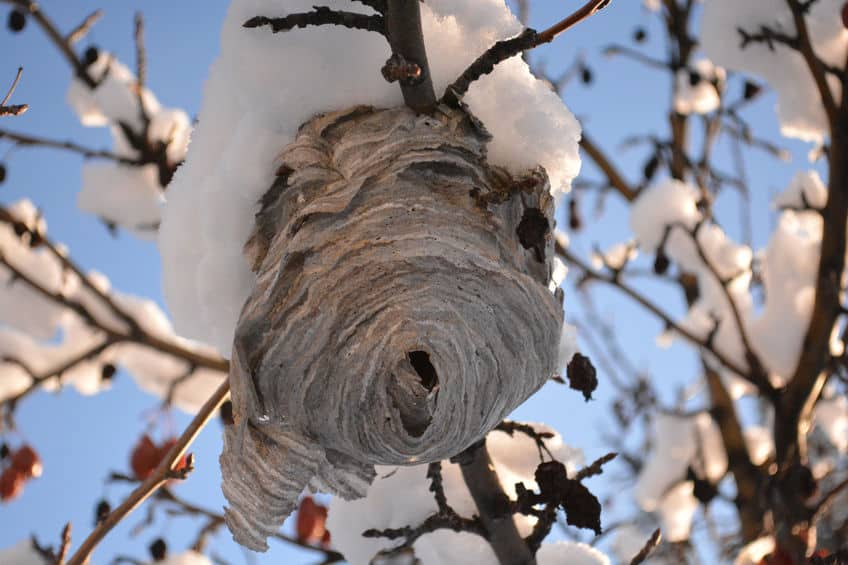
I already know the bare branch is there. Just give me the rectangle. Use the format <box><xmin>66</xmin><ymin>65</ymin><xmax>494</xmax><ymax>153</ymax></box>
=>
<box><xmin>243</xmin><ymin>8</ymin><xmax>385</xmax><ymax>35</ymax></box>
<box><xmin>0</xmin><ymin>128</ymin><xmax>141</xmax><ymax>165</ymax></box>
<box><xmin>629</xmin><ymin>528</ymin><xmax>662</xmax><ymax>565</ymax></box>
<box><xmin>66</xmin><ymin>10</ymin><xmax>102</xmax><ymax>45</ymax></box>
<box><xmin>65</xmin><ymin>379</ymin><xmax>230</xmax><ymax>565</ymax></box>
<box><xmin>0</xmin><ymin>67</ymin><xmax>28</xmax><ymax>117</ymax></box>
<box><xmin>443</xmin><ymin>0</ymin><xmax>612</xmax><ymax>104</ymax></box>
<box><xmin>384</xmin><ymin>0</ymin><xmax>437</xmax><ymax>113</ymax></box>
<box><xmin>555</xmin><ymin>235</ymin><xmax>752</xmax><ymax>378</ymax></box>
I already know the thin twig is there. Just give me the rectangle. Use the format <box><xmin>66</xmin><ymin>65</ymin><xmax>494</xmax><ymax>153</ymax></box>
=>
<box><xmin>1</xmin><ymin>67</ymin><xmax>24</xmax><ymax>106</ymax></box>
<box><xmin>57</xmin><ymin>523</ymin><xmax>72</xmax><ymax>565</ymax></box>
<box><xmin>629</xmin><ymin>528</ymin><xmax>661</xmax><ymax>565</ymax></box>
<box><xmin>555</xmin><ymin>235</ymin><xmax>751</xmax><ymax>377</ymax></box>
<box><xmin>66</xmin><ymin>10</ymin><xmax>102</xmax><ymax>44</ymax></box>
<box><xmin>65</xmin><ymin>379</ymin><xmax>230</xmax><ymax>565</ymax></box>
<box><xmin>0</xmin><ymin>67</ymin><xmax>27</xmax><ymax>117</ymax></box>
<box><xmin>443</xmin><ymin>0</ymin><xmax>612</xmax><ymax>103</ymax></box>
<box><xmin>0</xmin><ymin>129</ymin><xmax>141</xmax><ymax>165</ymax></box>
<box><xmin>243</xmin><ymin>8</ymin><xmax>385</xmax><ymax>35</ymax></box>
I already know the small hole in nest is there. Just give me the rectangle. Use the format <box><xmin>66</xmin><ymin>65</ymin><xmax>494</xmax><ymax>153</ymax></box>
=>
<box><xmin>407</xmin><ymin>350</ymin><xmax>439</xmax><ymax>392</ymax></box>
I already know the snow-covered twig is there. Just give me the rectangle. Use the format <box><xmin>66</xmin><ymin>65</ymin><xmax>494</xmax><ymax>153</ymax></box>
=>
<box><xmin>555</xmin><ymin>235</ymin><xmax>751</xmax><ymax>378</ymax></box>
<box><xmin>442</xmin><ymin>0</ymin><xmax>612</xmax><ymax>104</ymax></box>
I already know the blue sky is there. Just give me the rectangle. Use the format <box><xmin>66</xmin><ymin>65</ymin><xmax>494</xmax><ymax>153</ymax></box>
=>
<box><xmin>0</xmin><ymin>1</ymin><xmax>823</xmax><ymax>563</ymax></box>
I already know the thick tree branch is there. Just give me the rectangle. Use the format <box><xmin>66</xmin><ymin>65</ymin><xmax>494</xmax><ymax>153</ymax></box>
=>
<box><xmin>455</xmin><ymin>439</ymin><xmax>535</xmax><ymax>565</ymax></box>
<box><xmin>703</xmin><ymin>366</ymin><xmax>764</xmax><ymax>541</ymax></box>
<box><xmin>783</xmin><ymin>0</ymin><xmax>838</xmax><ymax>123</ymax></box>
<box><xmin>384</xmin><ymin>0</ymin><xmax>436</xmax><ymax>113</ymax></box>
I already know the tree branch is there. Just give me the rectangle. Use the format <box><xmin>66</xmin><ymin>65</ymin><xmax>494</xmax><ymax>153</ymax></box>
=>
<box><xmin>243</xmin><ymin>7</ymin><xmax>385</xmax><ymax>35</ymax></box>
<box><xmin>384</xmin><ymin>0</ymin><xmax>436</xmax><ymax>113</ymax></box>
<box><xmin>0</xmin><ymin>128</ymin><xmax>142</xmax><ymax>165</ymax></box>
<box><xmin>555</xmin><ymin>235</ymin><xmax>751</xmax><ymax>378</ymax></box>
<box><xmin>65</xmin><ymin>379</ymin><xmax>230</xmax><ymax>565</ymax></box>
<box><xmin>454</xmin><ymin>439</ymin><xmax>535</xmax><ymax>565</ymax></box>
<box><xmin>442</xmin><ymin>0</ymin><xmax>612</xmax><ymax>104</ymax></box>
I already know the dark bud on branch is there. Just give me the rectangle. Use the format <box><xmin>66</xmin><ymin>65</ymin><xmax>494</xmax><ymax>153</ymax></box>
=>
<box><xmin>653</xmin><ymin>248</ymin><xmax>670</xmax><ymax>275</ymax></box>
<box><xmin>149</xmin><ymin>538</ymin><xmax>167</xmax><ymax>561</ymax></box>
<box><xmin>568</xmin><ymin>197</ymin><xmax>582</xmax><ymax>231</ymax></box>
<box><xmin>688</xmin><ymin>70</ymin><xmax>702</xmax><ymax>87</ymax></box>
<box><xmin>100</xmin><ymin>363</ymin><xmax>116</xmax><ymax>382</ymax></box>
<box><xmin>7</xmin><ymin>10</ymin><xmax>26</xmax><ymax>33</ymax></box>
<box><xmin>581</xmin><ymin>65</ymin><xmax>594</xmax><ymax>85</ymax></box>
<box><xmin>633</xmin><ymin>27</ymin><xmax>647</xmax><ymax>43</ymax></box>
<box><xmin>0</xmin><ymin>443</ymin><xmax>8</xmax><ymax>459</ymax></box>
<box><xmin>642</xmin><ymin>154</ymin><xmax>659</xmax><ymax>181</ymax></box>
<box><xmin>566</xmin><ymin>353</ymin><xmax>598</xmax><ymax>401</ymax></box>
<box><xmin>94</xmin><ymin>499</ymin><xmax>110</xmax><ymax>525</ymax></box>
<box><xmin>83</xmin><ymin>46</ymin><xmax>100</xmax><ymax>67</ymax></box>
<box><xmin>0</xmin><ymin>163</ymin><xmax>6</xmax><ymax>184</ymax></box>
<box><xmin>686</xmin><ymin>467</ymin><xmax>718</xmax><ymax>504</ymax></box>
<box><xmin>743</xmin><ymin>80</ymin><xmax>762</xmax><ymax>100</ymax></box>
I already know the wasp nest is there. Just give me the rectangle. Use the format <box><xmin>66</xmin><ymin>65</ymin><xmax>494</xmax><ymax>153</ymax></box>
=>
<box><xmin>220</xmin><ymin>104</ymin><xmax>563</xmax><ymax>551</ymax></box>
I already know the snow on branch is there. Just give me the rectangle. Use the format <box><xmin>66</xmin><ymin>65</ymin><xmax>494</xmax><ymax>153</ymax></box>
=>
<box><xmin>0</xmin><ymin>202</ymin><xmax>228</xmax><ymax>423</ymax></box>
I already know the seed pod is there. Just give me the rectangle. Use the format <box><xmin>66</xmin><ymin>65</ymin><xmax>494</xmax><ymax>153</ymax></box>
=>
<box><xmin>0</xmin><ymin>467</ymin><xmax>24</xmax><ymax>502</ymax></box>
<box><xmin>149</xmin><ymin>538</ymin><xmax>167</xmax><ymax>561</ymax></box>
<box><xmin>11</xmin><ymin>445</ymin><xmax>42</xmax><ymax>479</ymax></box>
<box><xmin>221</xmin><ymin>105</ymin><xmax>562</xmax><ymax>551</ymax></box>
<box><xmin>7</xmin><ymin>10</ymin><xmax>25</xmax><ymax>33</ymax></box>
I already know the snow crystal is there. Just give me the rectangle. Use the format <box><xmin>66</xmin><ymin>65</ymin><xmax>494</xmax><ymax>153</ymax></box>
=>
<box><xmin>611</xmin><ymin>525</ymin><xmax>655</xmax><ymax>564</ymax></box>
<box><xmin>700</xmin><ymin>0</ymin><xmax>846</xmax><ymax>142</ymax></box>
<box><xmin>634</xmin><ymin>412</ymin><xmax>725</xmax><ymax>513</ymax></box>
<box><xmin>743</xmin><ymin>426</ymin><xmax>774</xmax><ymax>466</ymax></box>
<box><xmin>591</xmin><ymin>242</ymin><xmax>637</xmax><ymax>271</ymax></box>
<box><xmin>160</xmin><ymin>0</ymin><xmax>582</xmax><ymax>353</ymax></box>
<box><xmin>78</xmin><ymin>163</ymin><xmax>164</xmax><ymax>232</ymax></box>
<box><xmin>536</xmin><ymin>542</ymin><xmax>610</xmax><ymax>565</ymax></box>
<box><xmin>156</xmin><ymin>551</ymin><xmax>212</xmax><ymax>565</ymax></box>
<box><xmin>657</xmin><ymin>481</ymin><xmax>699</xmax><ymax>542</ymax></box>
<box><xmin>327</xmin><ymin>423</ymin><xmax>583</xmax><ymax>564</ymax></box>
<box><xmin>0</xmin><ymin>200</ymin><xmax>69</xmax><ymax>338</ymax></box>
<box><xmin>674</xmin><ymin>58</ymin><xmax>724</xmax><ymax>115</ymax></box>
<box><xmin>630</xmin><ymin>174</ymin><xmax>829</xmax><ymax>386</ymax></box>
<box><xmin>67</xmin><ymin>52</ymin><xmax>190</xmax><ymax>234</ymax></box>
<box><xmin>0</xmin><ymin>540</ymin><xmax>48</xmax><ymax>565</ymax></box>
<box><xmin>813</xmin><ymin>395</ymin><xmax>848</xmax><ymax>452</ymax></box>
<box><xmin>734</xmin><ymin>536</ymin><xmax>775</xmax><ymax>565</ymax></box>
<box><xmin>773</xmin><ymin>171</ymin><xmax>828</xmax><ymax>210</ymax></box>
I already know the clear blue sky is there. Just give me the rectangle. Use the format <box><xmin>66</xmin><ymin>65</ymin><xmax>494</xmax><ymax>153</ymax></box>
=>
<box><xmin>0</xmin><ymin>1</ymin><xmax>819</xmax><ymax>563</ymax></box>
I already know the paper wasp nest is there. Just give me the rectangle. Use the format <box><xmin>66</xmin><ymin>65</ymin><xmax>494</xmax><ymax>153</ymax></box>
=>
<box><xmin>220</xmin><ymin>104</ymin><xmax>563</xmax><ymax>551</ymax></box>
